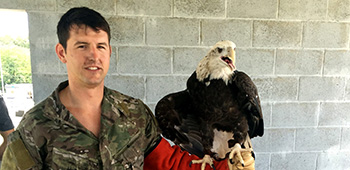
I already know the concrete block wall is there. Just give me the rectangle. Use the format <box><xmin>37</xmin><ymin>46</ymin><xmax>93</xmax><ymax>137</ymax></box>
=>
<box><xmin>1</xmin><ymin>0</ymin><xmax>350</xmax><ymax>169</ymax></box>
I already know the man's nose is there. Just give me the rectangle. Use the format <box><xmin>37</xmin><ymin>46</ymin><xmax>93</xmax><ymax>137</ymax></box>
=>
<box><xmin>89</xmin><ymin>46</ymin><xmax>99</xmax><ymax>59</ymax></box>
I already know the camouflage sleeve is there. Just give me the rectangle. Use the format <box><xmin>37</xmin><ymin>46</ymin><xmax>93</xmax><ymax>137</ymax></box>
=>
<box><xmin>1</xmin><ymin>130</ymin><xmax>41</xmax><ymax>170</ymax></box>
<box><xmin>139</xmin><ymin>99</ymin><xmax>162</xmax><ymax>155</ymax></box>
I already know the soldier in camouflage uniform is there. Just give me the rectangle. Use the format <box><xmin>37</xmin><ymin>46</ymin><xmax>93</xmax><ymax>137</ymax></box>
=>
<box><xmin>1</xmin><ymin>7</ymin><xmax>254</xmax><ymax>170</ymax></box>
<box><xmin>1</xmin><ymin>7</ymin><xmax>160</xmax><ymax>170</ymax></box>
<box><xmin>2</xmin><ymin>81</ymin><xmax>159</xmax><ymax>170</ymax></box>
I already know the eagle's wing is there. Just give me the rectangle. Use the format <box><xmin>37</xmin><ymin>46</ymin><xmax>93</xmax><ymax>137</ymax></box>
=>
<box><xmin>232</xmin><ymin>71</ymin><xmax>264</xmax><ymax>138</ymax></box>
<box><xmin>155</xmin><ymin>90</ymin><xmax>205</xmax><ymax>158</ymax></box>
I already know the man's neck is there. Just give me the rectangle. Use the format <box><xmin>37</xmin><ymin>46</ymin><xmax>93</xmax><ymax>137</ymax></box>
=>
<box><xmin>58</xmin><ymin>81</ymin><xmax>104</xmax><ymax>137</ymax></box>
<box><xmin>59</xmin><ymin>81</ymin><xmax>104</xmax><ymax>109</ymax></box>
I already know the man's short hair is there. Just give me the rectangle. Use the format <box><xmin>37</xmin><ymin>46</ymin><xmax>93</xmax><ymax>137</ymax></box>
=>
<box><xmin>57</xmin><ymin>7</ymin><xmax>111</xmax><ymax>49</ymax></box>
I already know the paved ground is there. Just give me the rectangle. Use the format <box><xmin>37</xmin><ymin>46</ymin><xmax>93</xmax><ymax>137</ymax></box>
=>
<box><xmin>5</xmin><ymin>97</ymin><xmax>34</xmax><ymax>128</ymax></box>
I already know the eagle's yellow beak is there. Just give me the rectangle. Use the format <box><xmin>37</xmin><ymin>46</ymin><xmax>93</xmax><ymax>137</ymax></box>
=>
<box><xmin>228</xmin><ymin>47</ymin><xmax>235</xmax><ymax>68</ymax></box>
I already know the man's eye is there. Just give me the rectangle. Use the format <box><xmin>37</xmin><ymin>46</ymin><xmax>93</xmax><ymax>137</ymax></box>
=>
<box><xmin>78</xmin><ymin>45</ymin><xmax>86</xmax><ymax>49</ymax></box>
<box><xmin>98</xmin><ymin>46</ymin><xmax>106</xmax><ymax>49</ymax></box>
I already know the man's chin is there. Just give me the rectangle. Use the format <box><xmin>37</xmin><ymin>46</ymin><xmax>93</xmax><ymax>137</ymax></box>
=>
<box><xmin>83</xmin><ymin>79</ymin><xmax>105</xmax><ymax>88</ymax></box>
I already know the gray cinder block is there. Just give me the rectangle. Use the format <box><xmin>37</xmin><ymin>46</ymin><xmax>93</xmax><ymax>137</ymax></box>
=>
<box><xmin>117</xmin><ymin>46</ymin><xmax>172</xmax><ymax>74</ymax></box>
<box><xmin>32</xmin><ymin>74</ymin><xmax>68</xmax><ymax>103</ymax></box>
<box><xmin>316</xmin><ymin>152</ymin><xmax>350</xmax><ymax>170</ymax></box>
<box><xmin>303</xmin><ymin>22</ymin><xmax>349</xmax><ymax>48</ymax></box>
<box><xmin>146</xmin><ymin>76</ymin><xmax>188</xmax><ymax>103</ymax></box>
<box><xmin>227</xmin><ymin>0</ymin><xmax>277</xmax><ymax>19</ymax></box>
<box><xmin>253</xmin><ymin>128</ymin><xmax>295</xmax><ymax>152</ymax></box>
<box><xmin>253</xmin><ymin>21</ymin><xmax>302</xmax><ymax>47</ymax></box>
<box><xmin>116</xmin><ymin>0</ymin><xmax>172</xmax><ymax>16</ymax></box>
<box><xmin>275</xmin><ymin>49</ymin><xmax>323</xmax><ymax>75</ymax></box>
<box><xmin>270</xmin><ymin>153</ymin><xmax>317</xmax><ymax>170</ymax></box>
<box><xmin>173</xmin><ymin>47</ymin><xmax>208</xmax><ymax>74</ymax></box>
<box><xmin>295</xmin><ymin>128</ymin><xmax>341</xmax><ymax>151</ymax></box>
<box><xmin>328</xmin><ymin>0</ymin><xmax>350</xmax><ymax>21</ymax></box>
<box><xmin>146</xmin><ymin>18</ymin><xmax>199</xmax><ymax>46</ymax></box>
<box><xmin>174</xmin><ymin>0</ymin><xmax>225</xmax><ymax>18</ymax></box>
<box><xmin>28</xmin><ymin>12</ymin><xmax>61</xmax><ymax>45</ymax></box>
<box><xmin>236</xmin><ymin>48</ymin><xmax>274</xmax><ymax>76</ymax></box>
<box><xmin>319</xmin><ymin>102</ymin><xmax>350</xmax><ymax>126</ymax></box>
<box><xmin>279</xmin><ymin>0</ymin><xmax>327</xmax><ymax>20</ymax></box>
<box><xmin>201</xmin><ymin>19</ymin><xmax>252</xmax><ymax>47</ymax></box>
<box><xmin>57</xmin><ymin>0</ymin><xmax>115</xmax><ymax>15</ymax></box>
<box><xmin>272</xmin><ymin>102</ymin><xmax>318</xmax><ymax>127</ymax></box>
<box><xmin>324</xmin><ymin>50</ymin><xmax>350</xmax><ymax>76</ymax></box>
<box><xmin>108</xmin><ymin>17</ymin><xmax>144</xmax><ymax>46</ymax></box>
<box><xmin>253</xmin><ymin>77</ymin><xmax>298</xmax><ymax>101</ymax></box>
<box><xmin>105</xmin><ymin>75</ymin><xmax>145</xmax><ymax>100</ymax></box>
<box><xmin>299</xmin><ymin>77</ymin><xmax>345</xmax><ymax>101</ymax></box>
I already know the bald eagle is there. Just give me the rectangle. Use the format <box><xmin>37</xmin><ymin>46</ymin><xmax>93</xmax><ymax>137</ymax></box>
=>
<box><xmin>155</xmin><ymin>40</ymin><xmax>264</xmax><ymax>169</ymax></box>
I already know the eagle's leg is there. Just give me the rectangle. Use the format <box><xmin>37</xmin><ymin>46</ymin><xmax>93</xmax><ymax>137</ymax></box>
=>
<box><xmin>189</xmin><ymin>154</ymin><xmax>216</xmax><ymax>170</ymax></box>
<box><xmin>228</xmin><ymin>143</ymin><xmax>253</xmax><ymax>167</ymax></box>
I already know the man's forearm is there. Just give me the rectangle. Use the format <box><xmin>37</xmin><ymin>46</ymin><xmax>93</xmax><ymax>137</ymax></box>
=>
<box><xmin>0</xmin><ymin>142</ymin><xmax>6</xmax><ymax>160</ymax></box>
<box><xmin>0</xmin><ymin>129</ymin><xmax>14</xmax><ymax>160</ymax></box>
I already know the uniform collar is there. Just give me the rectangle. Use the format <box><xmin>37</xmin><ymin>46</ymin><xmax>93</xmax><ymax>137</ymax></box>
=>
<box><xmin>43</xmin><ymin>80</ymin><xmax>133</xmax><ymax>132</ymax></box>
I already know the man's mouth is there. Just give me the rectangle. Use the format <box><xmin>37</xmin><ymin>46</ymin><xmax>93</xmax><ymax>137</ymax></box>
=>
<box><xmin>86</xmin><ymin>66</ymin><xmax>100</xmax><ymax>70</ymax></box>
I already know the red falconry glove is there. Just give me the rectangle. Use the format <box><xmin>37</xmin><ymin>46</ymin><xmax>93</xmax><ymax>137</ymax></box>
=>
<box><xmin>144</xmin><ymin>137</ymin><xmax>229</xmax><ymax>170</ymax></box>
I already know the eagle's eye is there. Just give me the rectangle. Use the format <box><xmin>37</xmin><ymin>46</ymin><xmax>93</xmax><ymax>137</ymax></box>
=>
<box><xmin>217</xmin><ymin>47</ymin><xmax>223</xmax><ymax>53</ymax></box>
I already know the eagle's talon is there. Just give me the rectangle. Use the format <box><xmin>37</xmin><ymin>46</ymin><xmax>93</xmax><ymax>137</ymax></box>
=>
<box><xmin>251</xmin><ymin>151</ymin><xmax>255</xmax><ymax>160</ymax></box>
<box><xmin>229</xmin><ymin>143</ymin><xmax>253</xmax><ymax>168</ymax></box>
<box><xmin>229</xmin><ymin>159</ymin><xmax>234</xmax><ymax>164</ymax></box>
<box><xmin>211</xmin><ymin>164</ymin><xmax>216</xmax><ymax>170</ymax></box>
<box><xmin>191</xmin><ymin>155</ymin><xmax>215</xmax><ymax>170</ymax></box>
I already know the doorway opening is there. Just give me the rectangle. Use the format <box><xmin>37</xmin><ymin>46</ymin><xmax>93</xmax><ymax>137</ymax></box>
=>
<box><xmin>0</xmin><ymin>9</ymin><xmax>33</xmax><ymax>128</ymax></box>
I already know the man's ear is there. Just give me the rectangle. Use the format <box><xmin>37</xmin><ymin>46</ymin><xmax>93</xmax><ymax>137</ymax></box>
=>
<box><xmin>56</xmin><ymin>43</ymin><xmax>67</xmax><ymax>63</ymax></box>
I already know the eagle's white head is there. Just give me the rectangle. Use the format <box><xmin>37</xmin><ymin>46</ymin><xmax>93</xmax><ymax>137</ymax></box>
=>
<box><xmin>196</xmin><ymin>40</ymin><xmax>236</xmax><ymax>85</ymax></box>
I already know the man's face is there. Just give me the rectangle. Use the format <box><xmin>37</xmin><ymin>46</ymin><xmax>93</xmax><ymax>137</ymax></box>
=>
<box><xmin>58</xmin><ymin>25</ymin><xmax>111</xmax><ymax>88</ymax></box>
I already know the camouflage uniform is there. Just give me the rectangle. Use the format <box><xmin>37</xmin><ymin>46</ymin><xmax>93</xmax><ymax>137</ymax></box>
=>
<box><xmin>1</xmin><ymin>81</ymin><xmax>160</xmax><ymax>170</ymax></box>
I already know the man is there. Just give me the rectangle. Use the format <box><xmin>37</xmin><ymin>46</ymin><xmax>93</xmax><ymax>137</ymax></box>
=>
<box><xmin>0</xmin><ymin>95</ymin><xmax>14</xmax><ymax>165</ymax></box>
<box><xmin>1</xmin><ymin>7</ymin><xmax>254</xmax><ymax>170</ymax></box>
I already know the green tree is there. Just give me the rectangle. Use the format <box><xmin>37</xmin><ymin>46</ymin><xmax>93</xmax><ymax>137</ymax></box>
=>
<box><xmin>0</xmin><ymin>36</ymin><xmax>29</xmax><ymax>48</ymax></box>
<box><xmin>0</xmin><ymin>36</ymin><xmax>31</xmax><ymax>90</ymax></box>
